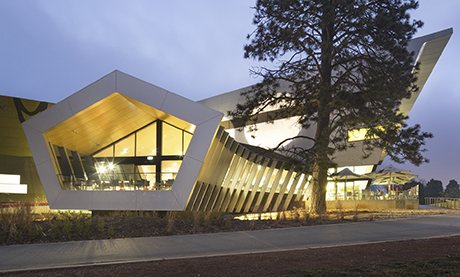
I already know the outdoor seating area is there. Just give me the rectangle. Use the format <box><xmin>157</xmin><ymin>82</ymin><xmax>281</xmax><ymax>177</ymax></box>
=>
<box><xmin>47</xmin><ymin>118</ymin><xmax>190</xmax><ymax>192</ymax></box>
<box><xmin>57</xmin><ymin>173</ymin><xmax>174</xmax><ymax>191</ymax></box>
<box><xmin>327</xmin><ymin>165</ymin><xmax>418</xmax><ymax>201</ymax></box>
<box><xmin>52</xmin><ymin>145</ymin><xmax>178</xmax><ymax>191</ymax></box>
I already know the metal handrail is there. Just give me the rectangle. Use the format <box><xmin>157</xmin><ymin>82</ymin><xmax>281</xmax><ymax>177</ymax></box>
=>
<box><xmin>56</xmin><ymin>172</ymin><xmax>175</xmax><ymax>191</ymax></box>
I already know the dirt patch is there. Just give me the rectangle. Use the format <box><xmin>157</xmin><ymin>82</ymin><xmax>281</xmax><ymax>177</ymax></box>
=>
<box><xmin>5</xmin><ymin>235</ymin><xmax>460</xmax><ymax>277</ymax></box>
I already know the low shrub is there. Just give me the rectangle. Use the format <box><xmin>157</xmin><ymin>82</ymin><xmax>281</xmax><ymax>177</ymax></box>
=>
<box><xmin>0</xmin><ymin>205</ymin><xmax>34</xmax><ymax>243</ymax></box>
<box><xmin>165</xmin><ymin>212</ymin><xmax>176</xmax><ymax>234</ymax></box>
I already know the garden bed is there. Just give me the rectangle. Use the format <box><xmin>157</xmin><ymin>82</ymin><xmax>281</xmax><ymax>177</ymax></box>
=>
<box><xmin>0</xmin><ymin>206</ymin><xmax>458</xmax><ymax>245</ymax></box>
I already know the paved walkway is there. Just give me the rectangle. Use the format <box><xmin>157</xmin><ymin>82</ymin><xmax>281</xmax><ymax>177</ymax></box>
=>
<box><xmin>1</xmin><ymin>214</ymin><xmax>460</xmax><ymax>272</ymax></box>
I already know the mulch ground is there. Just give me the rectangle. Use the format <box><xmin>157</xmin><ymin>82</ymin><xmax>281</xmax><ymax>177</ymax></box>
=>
<box><xmin>3</xmin><ymin>208</ymin><xmax>458</xmax><ymax>245</ymax></box>
<box><xmin>5</xmin><ymin>235</ymin><xmax>460</xmax><ymax>277</ymax></box>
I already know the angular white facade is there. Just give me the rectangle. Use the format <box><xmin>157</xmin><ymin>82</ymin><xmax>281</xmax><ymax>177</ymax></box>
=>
<box><xmin>22</xmin><ymin>71</ymin><xmax>222</xmax><ymax>210</ymax></box>
<box><xmin>22</xmin><ymin>29</ymin><xmax>452</xmax><ymax>211</ymax></box>
<box><xmin>199</xmin><ymin>28</ymin><xmax>453</xmax><ymax>168</ymax></box>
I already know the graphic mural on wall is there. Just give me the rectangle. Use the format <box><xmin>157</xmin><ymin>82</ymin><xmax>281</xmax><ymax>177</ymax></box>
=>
<box><xmin>13</xmin><ymin>98</ymin><xmax>49</xmax><ymax>123</ymax></box>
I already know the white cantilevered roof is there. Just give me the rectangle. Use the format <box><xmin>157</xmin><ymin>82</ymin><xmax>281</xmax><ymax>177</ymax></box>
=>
<box><xmin>199</xmin><ymin>28</ymin><xmax>453</xmax><ymax>119</ymax></box>
<box><xmin>197</xmin><ymin>28</ymin><xmax>453</xmax><ymax>168</ymax></box>
<box><xmin>399</xmin><ymin>28</ymin><xmax>453</xmax><ymax>115</ymax></box>
<box><xmin>22</xmin><ymin>70</ymin><xmax>223</xmax><ymax>211</ymax></box>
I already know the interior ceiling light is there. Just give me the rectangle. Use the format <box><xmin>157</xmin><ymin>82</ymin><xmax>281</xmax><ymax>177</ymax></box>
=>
<box><xmin>97</xmin><ymin>165</ymin><xmax>107</xmax><ymax>174</ymax></box>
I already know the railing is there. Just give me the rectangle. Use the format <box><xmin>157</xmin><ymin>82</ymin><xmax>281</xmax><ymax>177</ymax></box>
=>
<box><xmin>425</xmin><ymin>197</ymin><xmax>460</xmax><ymax>209</ymax></box>
<box><xmin>363</xmin><ymin>193</ymin><xmax>418</xmax><ymax>201</ymax></box>
<box><xmin>57</xmin><ymin>173</ymin><xmax>175</xmax><ymax>191</ymax></box>
<box><xmin>327</xmin><ymin>190</ymin><xmax>418</xmax><ymax>201</ymax></box>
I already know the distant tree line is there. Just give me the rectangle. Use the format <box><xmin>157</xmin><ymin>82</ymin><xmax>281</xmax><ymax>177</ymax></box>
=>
<box><xmin>411</xmin><ymin>179</ymin><xmax>460</xmax><ymax>204</ymax></box>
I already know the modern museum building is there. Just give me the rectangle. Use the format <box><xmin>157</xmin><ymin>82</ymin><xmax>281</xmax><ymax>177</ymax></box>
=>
<box><xmin>0</xmin><ymin>29</ymin><xmax>452</xmax><ymax>212</ymax></box>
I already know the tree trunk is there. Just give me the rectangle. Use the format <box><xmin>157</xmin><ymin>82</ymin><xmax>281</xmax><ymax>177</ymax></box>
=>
<box><xmin>310</xmin><ymin>159</ymin><xmax>328</xmax><ymax>215</ymax></box>
<box><xmin>309</xmin><ymin>1</ymin><xmax>335</xmax><ymax>215</ymax></box>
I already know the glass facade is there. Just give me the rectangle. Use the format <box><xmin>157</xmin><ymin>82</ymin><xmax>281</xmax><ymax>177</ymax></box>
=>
<box><xmin>326</xmin><ymin>180</ymin><xmax>368</xmax><ymax>201</ymax></box>
<box><xmin>136</xmin><ymin>122</ymin><xmax>157</xmax><ymax>156</ymax></box>
<box><xmin>347</xmin><ymin>127</ymin><xmax>382</xmax><ymax>142</ymax></box>
<box><xmin>326</xmin><ymin>165</ymin><xmax>374</xmax><ymax>201</ymax></box>
<box><xmin>114</xmin><ymin>134</ymin><xmax>135</xmax><ymax>157</ymax></box>
<box><xmin>161</xmin><ymin>160</ymin><xmax>182</xmax><ymax>184</ymax></box>
<box><xmin>162</xmin><ymin>123</ymin><xmax>183</xmax><ymax>155</ymax></box>
<box><xmin>52</xmin><ymin>120</ymin><xmax>193</xmax><ymax>191</ymax></box>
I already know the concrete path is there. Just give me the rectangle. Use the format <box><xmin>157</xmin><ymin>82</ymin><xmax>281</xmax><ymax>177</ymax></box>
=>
<box><xmin>1</xmin><ymin>214</ymin><xmax>459</xmax><ymax>272</ymax></box>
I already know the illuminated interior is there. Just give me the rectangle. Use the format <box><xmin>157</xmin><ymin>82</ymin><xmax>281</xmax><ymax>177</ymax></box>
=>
<box><xmin>44</xmin><ymin>92</ymin><xmax>195</xmax><ymax>191</ymax></box>
<box><xmin>347</xmin><ymin>127</ymin><xmax>382</xmax><ymax>142</ymax></box>
<box><xmin>326</xmin><ymin>180</ymin><xmax>369</xmax><ymax>201</ymax></box>
<box><xmin>326</xmin><ymin>165</ymin><xmax>374</xmax><ymax>201</ymax></box>
<box><xmin>226</xmin><ymin>116</ymin><xmax>302</xmax><ymax>148</ymax></box>
<box><xmin>16</xmin><ymin>29</ymin><xmax>451</xmax><ymax>211</ymax></box>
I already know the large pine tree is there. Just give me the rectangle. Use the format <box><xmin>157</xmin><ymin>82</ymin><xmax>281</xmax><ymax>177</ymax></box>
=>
<box><xmin>231</xmin><ymin>0</ymin><xmax>432</xmax><ymax>214</ymax></box>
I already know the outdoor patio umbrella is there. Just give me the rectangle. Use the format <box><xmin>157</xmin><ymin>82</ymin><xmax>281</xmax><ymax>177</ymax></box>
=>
<box><xmin>330</xmin><ymin>168</ymin><xmax>362</xmax><ymax>200</ymax></box>
<box><xmin>364</xmin><ymin>165</ymin><xmax>416</xmax><ymax>196</ymax></box>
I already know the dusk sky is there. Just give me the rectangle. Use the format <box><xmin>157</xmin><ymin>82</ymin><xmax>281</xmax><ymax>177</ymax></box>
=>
<box><xmin>0</xmin><ymin>1</ymin><xmax>458</xmax><ymax>184</ymax></box>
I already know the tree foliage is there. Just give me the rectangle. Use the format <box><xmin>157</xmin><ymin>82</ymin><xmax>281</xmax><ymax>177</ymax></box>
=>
<box><xmin>419</xmin><ymin>179</ymin><xmax>460</xmax><ymax>203</ymax></box>
<box><xmin>444</xmin><ymin>179</ymin><xmax>460</xmax><ymax>198</ymax></box>
<box><xmin>232</xmin><ymin>0</ymin><xmax>431</xmax><ymax>214</ymax></box>
<box><xmin>424</xmin><ymin>179</ymin><xmax>444</xmax><ymax>198</ymax></box>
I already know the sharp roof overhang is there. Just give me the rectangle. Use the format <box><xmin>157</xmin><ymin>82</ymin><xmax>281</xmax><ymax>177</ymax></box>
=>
<box><xmin>22</xmin><ymin>70</ymin><xmax>223</xmax><ymax>210</ymax></box>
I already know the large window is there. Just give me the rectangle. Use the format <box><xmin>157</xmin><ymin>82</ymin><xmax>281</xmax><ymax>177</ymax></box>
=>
<box><xmin>348</xmin><ymin>128</ymin><xmax>369</xmax><ymax>142</ymax></box>
<box><xmin>115</xmin><ymin>134</ymin><xmax>135</xmax><ymax>157</ymax></box>
<box><xmin>326</xmin><ymin>180</ymin><xmax>368</xmax><ymax>201</ymax></box>
<box><xmin>326</xmin><ymin>165</ymin><xmax>374</xmax><ymax>201</ymax></box>
<box><xmin>55</xmin><ymin>120</ymin><xmax>193</xmax><ymax>191</ymax></box>
<box><xmin>136</xmin><ymin>122</ymin><xmax>157</xmax><ymax>156</ymax></box>
<box><xmin>347</xmin><ymin>127</ymin><xmax>382</xmax><ymax>142</ymax></box>
<box><xmin>93</xmin><ymin>146</ymin><xmax>113</xmax><ymax>158</ymax></box>
<box><xmin>161</xmin><ymin>160</ymin><xmax>182</xmax><ymax>183</ymax></box>
<box><xmin>93</xmin><ymin>121</ymin><xmax>192</xmax><ymax>160</ymax></box>
<box><xmin>162</xmin><ymin>123</ymin><xmax>183</xmax><ymax>155</ymax></box>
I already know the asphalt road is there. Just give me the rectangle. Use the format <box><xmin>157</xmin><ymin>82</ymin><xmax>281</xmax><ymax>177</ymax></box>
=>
<box><xmin>0</xmin><ymin>214</ymin><xmax>459</xmax><ymax>272</ymax></box>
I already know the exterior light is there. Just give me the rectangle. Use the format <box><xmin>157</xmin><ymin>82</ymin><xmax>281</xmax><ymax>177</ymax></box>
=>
<box><xmin>108</xmin><ymin>163</ymin><xmax>115</xmax><ymax>170</ymax></box>
<box><xmin>147</xmin><ymin>156</ymin><xmax>154</xmax><ymax>161</ymax></box>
